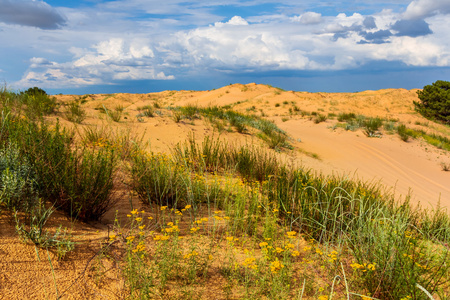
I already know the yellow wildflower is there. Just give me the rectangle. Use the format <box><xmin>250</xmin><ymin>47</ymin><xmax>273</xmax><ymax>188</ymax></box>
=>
<box><xmin>190</xmin><ymin>227</ymin><xmax>200</xmax><ymax>233</ymax></box>
<box><xmin>270</xmin><ymin>259</ymin><xmax>284</xmax><ymax>273</ymax></box>
<box><xmin>285</xmin><ymin>243</ymin><xmax>294</xmax><ymax>250</ymax></box>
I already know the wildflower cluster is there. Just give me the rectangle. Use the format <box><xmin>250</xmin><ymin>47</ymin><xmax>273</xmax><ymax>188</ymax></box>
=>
<box><xmin>350</xmin><ymin>262</ymin><xmax>376</xmax><ymax>272</ymax></box>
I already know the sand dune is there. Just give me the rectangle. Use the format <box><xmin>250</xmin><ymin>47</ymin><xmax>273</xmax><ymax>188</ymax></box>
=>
<box><xmin>54</xmin><ymin>83</ymin><xmax>450</xmax><ymax>209</ymax></box>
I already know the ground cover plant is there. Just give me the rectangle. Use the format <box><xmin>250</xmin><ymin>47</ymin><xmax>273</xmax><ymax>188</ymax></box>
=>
<box><xmin>169</xmin><ymin>105</ymin><xmax>292</xmax><ymax>150</ymax></box>
<box><xmin>0</xmin><ymin>86</ymin><xmax>450</xmax><ymax>299</ymax></box>
<box><xmin>334</xmin><ymin>112</ymin><xmax>450</xmax><ymax>151</ymax></box>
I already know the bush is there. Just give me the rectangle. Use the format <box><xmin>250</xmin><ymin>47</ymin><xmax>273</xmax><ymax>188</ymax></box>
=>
<box><xmin>0</xmin><ymin>143</ymin><xmax>39</xmax><ymax>210</ymax></box>
<box><xmin>363</xmin><ymin>117</ymin><xmax>383</xmax><ymax>137</ymax></box>
<box><xmin>130</xmin><ymin>150</ymin><xmax>222</xmax><ymax>209</ymax></box>
<box><xmin>22</xmin><ymin>87</ymin><xmax>57</xmax><ymax>118</ymax></box>
<box><xmin>397</xmin><ymin>124</ymin><xmax>410</xmax><ymax>142</ymax></box>
<box><xmin>414</xmin><ymin>80</ymin><xmax>450</xmax><ymax>124</ymax></box>
<box><xmin>2</xmin><ymin>115</ymin><xmax>117</xmax><ymax>221</ymax></box>
<box><xmin>65</xmin><ymin>100</ymin><xmax>86</xmax><ymax>124</ymax></box>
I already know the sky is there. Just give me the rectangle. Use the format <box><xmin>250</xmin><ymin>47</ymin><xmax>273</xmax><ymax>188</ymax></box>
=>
<box><xmin>0</xmin><ymin>0</ymin><xmax>450</xmax><ymax>94</ymax></box>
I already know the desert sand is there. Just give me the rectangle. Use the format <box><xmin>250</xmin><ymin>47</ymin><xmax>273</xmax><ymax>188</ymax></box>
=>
<box><xmin>1</xmin><ymin>83</ymin><xmax>449</xmax><ymax>299</ymax></box>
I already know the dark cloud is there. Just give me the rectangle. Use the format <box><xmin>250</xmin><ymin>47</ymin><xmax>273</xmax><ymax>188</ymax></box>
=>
<box><xmin>0</xmin><ymin>0</ymin><xmax>66</xmax><ymax>29</ymax></box>
<box><xmin>364</xmin><ymin>29</ymin><xmax>392</xmax><ymax>40</ymax></box>
<box><xmin>360</xmin><ymin>29</ymin><xmax>392</xmax><ymax>44</ymax></box>
<box><xmin>331</xmin><ymin>23</ymin><xmax>363</xmax><ymax>41</ymax></box>
<box><xmin>363</xmin><ymin>16</ymin><xmax>377</xmax><ymax>29</ymax></box>
<box><xmin>391</xmin><ymin>19</ymin><xmax>432</xmax><ymax>37</ymax></box>
<box><xmin>332</xmin><ymin>32</ymin><xmax>349</xmax><ymax>41</ymax></box>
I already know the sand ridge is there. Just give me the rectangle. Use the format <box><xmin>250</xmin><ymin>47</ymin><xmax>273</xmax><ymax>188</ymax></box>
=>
<box><xmin>55</xmin><ymin>83</ymin><xmax>449</xmax><ymax>208</ymax></box>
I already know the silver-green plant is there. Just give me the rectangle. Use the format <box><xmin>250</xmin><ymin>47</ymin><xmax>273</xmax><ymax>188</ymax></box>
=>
<box><xmin>0</xmin><ymin>143</ymin><xmax>38</xmax><ymax>210</ymax></box>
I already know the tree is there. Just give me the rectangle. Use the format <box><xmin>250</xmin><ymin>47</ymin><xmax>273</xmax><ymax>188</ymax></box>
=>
<box><xmin>414</xmin><ymin>80</ymin><xmax>450</xmax><ymax>124</ymax></box>
<box><xmin>23</xmin><ymin>87</ymin><xmax>48</xmax><ymax>96</ymax></box>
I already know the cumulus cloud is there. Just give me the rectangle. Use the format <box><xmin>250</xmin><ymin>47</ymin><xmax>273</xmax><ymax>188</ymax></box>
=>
<box><xmin>10</xmin><ymin>3</ymin><xmax>450</xmax><ymax>89</ymax></box>
<box><xmin>0</xmin><ymin>0</ymin><xmax>66</xmax><ymax>29</ymax></box>
<box><xmin>363</xmin><ymin>16</ymin><xmax>377</xmax><ymax>29</ymax></box>
<box><xmin>172</xmin><ymin>17</ymin><xmax>315</xmax><ymax>72</ymax></box>
<box><xmin>291</xmin><ymin>12</ymin><xmax>322</xmax><ymax>25</ymax></box>
<box><xmin>214</xmin><ymin>16</ymin><xmax>248</xmax><ymax>27</ymax></box>
<box><xmin>359</xmin><ymin>29</ymin><xmax>393</xmax><ymax>44</ymax></box>
<box><xmin>403</xmin><ymin>0</ymin><xmax>450</xmax><ymax>19</ymax></box>
<box><xmin>16</xmin><ymin>38</ymin><xmax>173</xmax><ymax>88</ymax></box>
<box><xmin>391</xmin><ymin>19</ymin><xmax>432</xmax><ymax>37</ymax></box>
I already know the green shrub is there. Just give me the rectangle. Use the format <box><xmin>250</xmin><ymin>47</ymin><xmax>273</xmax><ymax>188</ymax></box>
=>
<box><xmin>65</xmin><ymin>100</ymin><xmax>86</xmax><ymax>124</ymax></box>
<box><xmin>363</xmin><ymin>117</ymin><xmax>383</xmax><ymax>137</ymax></box>
<box><xmin>22</xmin><ymin>87</ymin><xmax>57</xmax><ymax>118</ymax></box>
<box><xmin>142</xmin><ymin>107</ymin><xmax>154</xmax><ymax>117</ymax></box>
<box><xmin>2</xmin><ymin>115</ymin><xmax>116</xmax><ymax>221</ymax></box>
<box><xmin>130</xmin><ymin>150</ymin><xmax>222</xmax><ymax>209</ymax></box>
<box><xmin>0</xmin><ymin>86</ymin><xmax>56</xmax><ymax>119</ymax></box>
<box><xmin>60</xmin><ymin>147</ymin><xmax>116</xmax><ymax>220</ymax></box>
<box><xmin>0</xmin><ymin>143</ymin><xmax>38</xmax><ymax>210</ymax></box>
<box><xmin>313</xmin><ymin>113</ymin><xmax>327</xmax><ymax>124</ymax></box>
<box><xmin>103</xmin><ymin>105</ymin><xmax>123</xmax><ymax>122</ymax></box>
<box><xmin>440</xmin><ymin>162</ymin><xmax>450</xmax><ymax>172</ymax></box>
<box><xmin>337</xmin><ymin>112</ymin><xmax>356</xmax><ymax>122</ymax></box>
<box><xmin>414</xmin><ymin>80</ymin><xmax>450</xmax><ymax>124</ymax></box>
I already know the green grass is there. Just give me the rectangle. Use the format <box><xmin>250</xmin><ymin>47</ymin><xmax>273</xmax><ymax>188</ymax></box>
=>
<box><xmin>137</xmin><ymin>105</ymin><xmax>154</xmax><ymax>117</ymax></box>
<box><xmin>64</xmin><ymin>99</ymin><xmax>86</xmax><ymax>124</ymax></box>
<box><xmin>102</xmin><ymin>105</ymin><xmax>124</xmax><ymax>122</ymax></box>
<box><xmin>397</xmin><ymin>124</ymin><xmax>450</xmax><ymax>150</ymax></box>
<box><xmin>313</xmin><ymin>113</ymin><xmax>327</xmax><ymax>124</ymax></box>
<box><xmin>170</xmin><ymin>105</ymin><xmax>292</xmax><ymax>150</ymax></box>
<box><xmin>363</xmin><ymin>117</ymin><xmax>383</xmax><ymax>137</ymax></box>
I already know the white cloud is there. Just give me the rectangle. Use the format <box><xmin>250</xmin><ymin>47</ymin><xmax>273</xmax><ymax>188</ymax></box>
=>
<box><xmin>214</xmin><ymin>15</ymin><xmax>248</xmax><ymax>27</ymax></box>
<box><xmin>15</xmin><ymin>38</ymin><xmax>174</xmax><ymax>88</ymax></box>
<box><xmin>291</xmin><ymin>12</ymin><xmax>322</xmax><ymax>24</ymax></box>
<box><xmin>403</xmin><ymin>0</ymin><xmax>450</xmax><ymax>19</ymax></box>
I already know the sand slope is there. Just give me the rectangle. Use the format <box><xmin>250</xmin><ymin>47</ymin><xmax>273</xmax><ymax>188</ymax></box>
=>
<box><xmin>53</xmin><ymin>83</ymin><xmax>449</xmax><ymax>209</ymax></box>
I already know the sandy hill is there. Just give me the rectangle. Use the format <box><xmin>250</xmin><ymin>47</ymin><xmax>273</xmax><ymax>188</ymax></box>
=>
<box><xmin>54</xmin><ymin>83</ymin><xmax>450</xmax><ymax>210</ymax></box>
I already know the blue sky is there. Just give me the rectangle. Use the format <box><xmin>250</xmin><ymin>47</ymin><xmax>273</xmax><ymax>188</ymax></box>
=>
<box><xmin>0</xmin><ymin>0</ymin><xmax>449</xmax><ymax>94</ymax></box>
